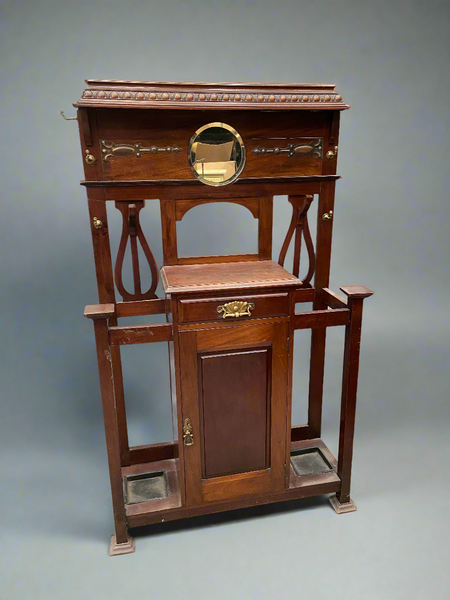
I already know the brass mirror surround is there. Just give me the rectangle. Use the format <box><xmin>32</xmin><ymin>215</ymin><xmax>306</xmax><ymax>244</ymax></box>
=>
<box><xmin>188</xmin><ymin>122</ymin><xmax>246</xmax><ymax>187</ymax></box>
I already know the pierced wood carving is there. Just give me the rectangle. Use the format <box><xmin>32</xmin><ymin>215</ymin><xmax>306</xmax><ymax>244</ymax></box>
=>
<box><xmin>114</xmin><ymin>201</ymin><xmax>159</xmax><ymax>301</ymax></box>
<box><xmin>278</xmin><ymin>195</ymin><xmax>315</xmax><ymax>284</ymax></box>
<box><xmin>101</xmin><ymin>140</ymin><xmax>182</xmax><ymax>162</ymax></box>
<box><xmin>252</xmin><ymin>139</ymin><xmax>323</xmax><ymax>159</ymax></box>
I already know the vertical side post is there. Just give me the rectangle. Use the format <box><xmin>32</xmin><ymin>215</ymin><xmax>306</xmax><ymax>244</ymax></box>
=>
<box><xmin>258</xmin><ymin>196</ymin><xmax>273</xmax><ymax>260</ymax></box>
<box><xmin>307</xmin><ymin>180</ymin><xmax>336</xmax><ymax>436</ymax></box>
<box><xmin>160</xmin><ymin>196</ymin><xmax>178</xmax><ymax>265</ymax></box>
<box><xmin>330</xmin><ymin>285</ymin><xmax>373</xmax><ymax>513</ymax></box>
<box><xmin>87</xmin><ymin>191</ymin><xmax>130</xmax><ymax>466</ymax></box>
<box><xmin>84</xmin><ymin>304</ymin><xmax>135</xmax><ymax>553</ymax></box>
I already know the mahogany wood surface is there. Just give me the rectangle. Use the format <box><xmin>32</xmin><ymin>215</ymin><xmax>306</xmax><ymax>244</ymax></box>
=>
<box><xmin>179</xmin><ymin>322</ymin><xmax>288</xmax><ymax>504</ymax></box>
<box><xmin>337</xmin><ymin>286</ymin><xmax>373</xmax><ymax>503</ymax></box>
<box><xmin>294</xmin><ymin>308</ymin><xmax>350</xmax><ymax>330</ymax></box>
<box><xmin>178</xmin><ymin>292</ymin><xmax>289</xmax><ymax>324</ymax></box>
<box><xmin>115</xmin><ymin>298</ymin><xmax>167</xmax><ymax>317</ymax></box>
<box><xmin>200</xmin><ymin>346</ymin><xmax>270</xmax><ymax>478</ymax></box>
<box><xmin>109</xmin><ymin>322</ymin><xmax>173</xmax><ymax>346</ymax></box>
<box><xmin>76</xmin><ymin>80</ymin><xmax>350</xmax><ymax>112</ymax></box>
<box><xmin>92</xmin><ymin>317</ymin><xmax>128</xmax><ymax>544</ymax></box>
<box><xmin>76</xmin><ymin>80</ymin><xmax>373</xmax><ymax>551</ymax></box>
<box><xmin>86</xmin><ymin>109</ymin><xmax>327</xmax><ymax>182</ymax></box>
<box><xmin>161</xmin><ymin>260</ymin><xmax>300</xmax><ymax>294</ymax></box>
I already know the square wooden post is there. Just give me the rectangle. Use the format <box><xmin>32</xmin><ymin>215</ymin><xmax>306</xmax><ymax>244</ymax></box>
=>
<box><xmin>329</xmin><ymin>286</ymin><xmax>373</xmax><ymax>514</ymax></box>
<box><xmin>84</xmin><ymin>304</ymin><xmax>135</xmax><ymax>555</ymax></box>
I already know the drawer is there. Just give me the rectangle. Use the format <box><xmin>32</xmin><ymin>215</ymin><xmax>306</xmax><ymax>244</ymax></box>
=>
<box><xmin>87</xmin><ymin>109</ymin><xmax>327</xmax><ymax>182</ymax></box>
<box><xmin>178</xmin><ymin>292</ymin><xmax>290</xmax><ymax>324</ymax></box>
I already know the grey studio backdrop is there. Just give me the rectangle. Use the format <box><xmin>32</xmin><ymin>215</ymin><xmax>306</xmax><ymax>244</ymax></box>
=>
<box><xmin>1</xmin><ymin>1</ymin><xmax>449</xmax><ymax>598</ymax></box>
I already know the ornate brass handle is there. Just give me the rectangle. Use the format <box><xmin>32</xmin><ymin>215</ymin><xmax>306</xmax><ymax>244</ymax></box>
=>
<box><xmin>216</xmin><ymin>300</ymin><xmax>255</xmax><ymax>319</ymax></box>
<box><xmin>93</xmin><ymin>216</ymin><xmax>103</xmax><ymax>229</ymax></box>
<box><xmin>322</xmin><ymin>211</ymin><xmax>333</xmax><ymax>221</ymax></box>
<box><xmin>183</xmin><ymin>418</ymin><xmax>194</xmax><ymax>446</ymax></box>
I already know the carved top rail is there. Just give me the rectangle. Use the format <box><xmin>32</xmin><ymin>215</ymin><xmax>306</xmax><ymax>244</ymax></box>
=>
<box><xmin>75</xmin><ymin>80</ymin><xmax>349</xmax><ymax>111</ymax></box>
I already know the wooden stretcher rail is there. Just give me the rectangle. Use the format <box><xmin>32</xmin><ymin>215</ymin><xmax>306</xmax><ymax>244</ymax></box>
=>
<box><xmin>293</xmin><ymin>287</ymin><xmax>315</xmax><ymax>303</ymax></box>
<box><xmin>322</xmin><ymin>287</ymin><xmax>348</xmax><ymax>309</ymax></box>
<box><xmin>116</xmin><ymin>298</ymin><xmax>168</xmax><ymax>318</ymax></box>
<box><xmin>109</xmin><ymin>323</ymin><xmax>173</xmax><ymax>346</ymax></box>
<box><xmin>293</xmin><ymin>308</ymin><xmax>350</xmax><ymax>330</ymax></box>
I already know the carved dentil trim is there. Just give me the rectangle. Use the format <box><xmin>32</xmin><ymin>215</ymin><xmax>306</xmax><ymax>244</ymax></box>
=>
<box><xmin>83</xmin><ymin>90</ymin><xmax>343</xmax><ymax>105</ymax></box>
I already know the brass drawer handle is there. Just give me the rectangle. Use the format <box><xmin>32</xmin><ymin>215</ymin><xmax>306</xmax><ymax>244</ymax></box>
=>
<box><xmin>216</xmin><ymin>300</ymin><xmax>255</xmax><ymax>319</ymax></box>
<box><xmin>183</xmin><ymin>418</ymin><xmax>194</xmax><ymax>446</ymax></box>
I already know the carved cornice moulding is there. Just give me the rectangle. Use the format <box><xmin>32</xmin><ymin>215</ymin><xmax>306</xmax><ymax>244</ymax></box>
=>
<box><xmin>75</xmin><ymin>80</ymin><xmax>349</xmax><ymax>110</ymax></box>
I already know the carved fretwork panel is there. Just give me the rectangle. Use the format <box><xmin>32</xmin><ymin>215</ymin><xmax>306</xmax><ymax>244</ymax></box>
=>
<box><xmin>278</xmin><ymin>195</ymin><xmax>315</xmax><ymax>284</ymax></box>
<box><xmin>114</xmin><ymin>201</ymin><xmax>159</xmax><ymax>301</ymax></box>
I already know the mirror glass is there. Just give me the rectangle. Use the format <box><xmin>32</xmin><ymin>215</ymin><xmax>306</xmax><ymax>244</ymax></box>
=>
<box><xmin>188</xmin><ymin>122</ymin><xmax>246</xmax><ymax>186</ymax></box>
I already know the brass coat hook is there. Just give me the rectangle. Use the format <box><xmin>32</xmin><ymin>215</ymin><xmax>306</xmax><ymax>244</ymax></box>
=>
<box><xmin>60</xmin><ymin>110</ymin><xmax>77</xmax><ymax>121</ymax></box>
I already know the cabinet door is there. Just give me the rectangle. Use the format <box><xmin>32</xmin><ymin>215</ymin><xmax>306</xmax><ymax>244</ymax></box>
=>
<box><xmin>179</xmin><ymin>321</ymin><xmax>289</xmax><ymax>505</ymax></box>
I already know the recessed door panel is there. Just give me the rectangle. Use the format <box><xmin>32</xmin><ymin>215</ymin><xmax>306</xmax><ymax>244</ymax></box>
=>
<box><xmin>200</xmin><ymin>347</ymin><xmax>270</xmax><ymax>479</ymax></box>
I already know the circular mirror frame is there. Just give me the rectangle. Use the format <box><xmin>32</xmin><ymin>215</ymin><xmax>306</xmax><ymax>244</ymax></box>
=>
<box><xmin>188</xmin><ymin>122</ymin><xmax>246</xmax><ymax>187</ymax></box>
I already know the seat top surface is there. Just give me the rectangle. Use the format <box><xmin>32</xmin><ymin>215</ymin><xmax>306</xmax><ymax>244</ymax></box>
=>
<box><xmin>161</xmin><ymin>260</ymin><xmax>301</xmax><ymax>295</ymax></box>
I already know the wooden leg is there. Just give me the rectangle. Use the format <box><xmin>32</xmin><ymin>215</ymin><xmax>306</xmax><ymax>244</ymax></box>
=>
<box><xmin>91</xmin><ymin>315</ymin><xmax>132</xmax><ymax>550</ymax></box>
<box><xmin>332</xmin><ymin>286</ymin><xmax>373</xmax><ymax>510</ymax></box>
<box><xmin>308</xmin><ymin>182</ymin><xmax>336</xmax><ymax>437</ymax></box>
<box><xmin>307</xmin><ymin>327</ymin><xmax>326</xmax><ymax>437</ymax></box>
<box><xmin>109</xmin><ymin>316</ymin><xmax>131</xmax><ymax>466</ymax></box>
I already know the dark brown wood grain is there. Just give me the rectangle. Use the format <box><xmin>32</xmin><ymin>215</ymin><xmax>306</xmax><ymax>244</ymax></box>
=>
<box><xmin>91</xmin><ymin>317</ymin><xmax>128</xmax><ymax>544</ymax></box>
<box><xmin>115</xmin><ymin>298</ymin><xmax>168</xmax><ymax>317</ymax></box>
<box><xmin>126</xmin><ymin>441</ymin><xmax>175</xmax><ymax>466</ymax></box>
<box><xmin>87</xmin><ymin>109</ymin><xmax>329</xmax><ymax>183</ymax></box>
<box><xmin>294</xmin><ymin>308</ymin><xmax>350</xmax><ymax>329</ymax></box>
<box><xmin>257</xmin><ymin>196</ymin><xmax>274</xmax><ymax>260</ymax></box>
<box><xmin>75</xmin><ymin>80</ymin><xmax>373</xmax><ymax>550</ymax></box>
<box><xmin>337</xmin><ymin>286</ymin><xmax>373</xmax><ymax>503</ymax></box>
<box><xmin>109</xmin><ymin>323</ymin><xmax>173</xmax><ymax>346</ymax></box>
<box><xmin>113</xmin><ymin>201</ymin><xmax>159</xmax><ymax>300</ymax></box>
<box><xmin>161</xmin><ymin>260</ymin><xmax>300</xmax><ymax>295</ymax></box>
<box><xmin>199</xmin><ymin>347</ymin><xmax>270</xmax><ymax>478</ymax></box>
<box><xmin>322</xmin><ymin>287</ymin><xmax>347</xmax><ymax>309</ymax></box>
<box><xmin>178</xmin><ymin>292</ymin><xmax>289</xmax><ymax>324</ymax></box>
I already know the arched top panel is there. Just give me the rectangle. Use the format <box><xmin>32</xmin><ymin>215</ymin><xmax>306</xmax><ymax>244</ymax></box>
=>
<box><xmin>175</xmin><ymin>197</ymin><xmax>260</xmax><ymax>222</ymax></box>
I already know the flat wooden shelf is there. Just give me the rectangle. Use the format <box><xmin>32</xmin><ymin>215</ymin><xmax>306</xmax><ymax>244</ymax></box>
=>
<box><xmin>161</xmin><ymin>260</ymin><xmax>301</xmax><ymax>295</ymax></box>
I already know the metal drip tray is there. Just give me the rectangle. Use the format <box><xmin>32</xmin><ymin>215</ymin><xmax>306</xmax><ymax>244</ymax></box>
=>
<box><xmin>124</xmin><ymin>471</ymin><xmax>169</xmax><ymax>504</ymax></box>
<box><xmin>290</xmin><ymin>447</ymin><xmax>334</xmax><ymax>477</ymax></box>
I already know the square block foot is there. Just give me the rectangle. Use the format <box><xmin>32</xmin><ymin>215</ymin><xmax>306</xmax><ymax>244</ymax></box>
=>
<box><xmin>329</xmin><ymin>495</ymin><xmax>357</xmax><ymax>514</ymax></box>
<box><xmin>109</xmin><ymin>534</ymin><xmax>136</xmax><ymax>556</ymax></box>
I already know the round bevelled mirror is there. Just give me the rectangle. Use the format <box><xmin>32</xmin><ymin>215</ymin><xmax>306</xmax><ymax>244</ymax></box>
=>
<box><xmin>188</xmin><ymin>122</ymin><xmax>246</xmax><ymax>186</ymax></box>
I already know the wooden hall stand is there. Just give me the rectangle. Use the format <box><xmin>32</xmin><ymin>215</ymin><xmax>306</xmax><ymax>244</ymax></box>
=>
<box><xmin>74</xmin><ymin>80</ymin><xmax>373</xmax><ymax>555</ymax></box>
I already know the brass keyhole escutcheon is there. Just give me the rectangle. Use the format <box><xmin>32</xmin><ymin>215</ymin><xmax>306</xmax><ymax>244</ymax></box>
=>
<box><xmin>93</xmin><ymin>216</ymin><xmax>103</xmax><ymax>229</ymax></box>
<box><xmin>183</xmin><ymin>418</ymin><xmax>194</xmax><ymax>446</ymax></box>
<box><xmin>322</xmin><ymin>211</ymin><xmax>333</xmax><ymax>222</ymax></box>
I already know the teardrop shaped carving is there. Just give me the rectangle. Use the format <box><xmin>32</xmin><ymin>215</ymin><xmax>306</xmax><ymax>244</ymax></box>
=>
<box><xmin>278</xmin><ymin>195</ymin><xmax>316</xmax><ymax>285</ymax></box>
<box><xmin>114</xmin><ymin>201</ymin><xmax>159</xmax><ymax>301</ymax></box>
